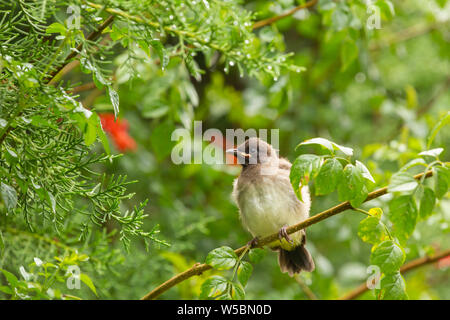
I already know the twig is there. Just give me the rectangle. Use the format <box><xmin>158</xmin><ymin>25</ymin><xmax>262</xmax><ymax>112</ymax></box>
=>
<box><xmin>339</xmin><ymin>249</ymin><xmax>450</xmax><ymax>300</ymax></box>
<box><xmin>141</xmin><ymin>170</ymin><xmax>433</xmax><ymax>300</ymax></box>
<box><xmin>47</xmin><ymin>15</ymin><xmax>115</xmax><ymax>84</ymax></box>
<box><xmin>252</xmin><ymin>0</ymin><xmax>318</xmax><ymax>30</ymax></box>
<box><xmin>294</xmin><ymin>275</ymin><xmax>318</xmax><ymax>300</ymax></box>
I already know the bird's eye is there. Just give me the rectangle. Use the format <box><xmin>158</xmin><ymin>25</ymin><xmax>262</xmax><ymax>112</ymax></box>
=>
<box><xmin>250</xmin><ymin>148</ymin><xmax>256</xmax><ymax>154</ymax></box>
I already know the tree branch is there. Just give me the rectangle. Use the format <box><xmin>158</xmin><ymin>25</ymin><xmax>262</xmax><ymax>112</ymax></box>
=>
<box><xmin>252</xmin><ymin>0</ymin><xmax>318</xmax><ymax>30</ymax></box>
<box><xmin>339</xmin><ymin>248</ymin><xmax>450</xmax><ymax>300</ymax></box>
<box><xmin>141</xmin><ymin>170</ymin><xmax>433</xmax><ymax>300</ymax></box>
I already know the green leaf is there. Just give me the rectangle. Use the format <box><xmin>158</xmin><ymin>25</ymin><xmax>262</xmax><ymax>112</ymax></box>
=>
<box><xmin>356</xmin><ymin>160</ymin><xmax>375</xmax><ymax>183</ymax></box>
<box><xmin>248</xmin><ymin>248</ymin><xmax>266</xmax><ymax>264</ymax></box>
<box><xmin>370</xmin><ymin>240</ymin><xmax>405</xmax><ymax>274</ymax></box>
<box><xmin>379</xmin><ymin>272</ymin><xmax>408</xmax><ymax>300</ymax></box>
<box><xmin>1</xmin><ymin>182</ymin><xmax>17</xmax><ymax>212</ymax></box>
<box><xmin>418</xmin><ymin>148</ymin><xmax>443</xmax><ymax>158</ymax></box>
<box><xmin>341</xmin><ymin>39</ymin><xmax>359</xmax><ymax>71</ymax></box>
<box><xmin>376</xmin><ymin>0</ymin><xmax>395</xmax><ymax>19</ymax></box>
<box><xmin>0</xmin><ymin>285</ymin><xmax>13</xmax><ymax>295</ymax></box>
<box><xmin>358</xmin><ymin>216</ymin><xmax>385</xmax><ymax>245</ymax></box>
<box><xmin>427</xmin><ymin>111</ymin><xmax>449</xmax><ymax>148</ymax></box>
<box><xmin>107</xmin><ymin>86</ymin><xmax>120</xmax><ymax>118</ymax></box>
<box><xmin>434</xmin><ymin>166</ymin><xmax>449</xmax><ymax>199</ymax></box>
<box><xmin>80</xmin><ymin>273</ymin><xmax>98</xmax><ymax>296</ymax></box>
<box><xmin>205</xmin><ymin>246</ymin><xmax>238</xmax><ymax>270</ymax></box>
<box><xmin>388</xmin><ymin>172</ymin><xmax>418</xmax><ymax>193</ymax></box>
<box><xmin>95</xmin><ymin>114</ymin><xmax>111</xmax><ymax>155</ymax></box>
<box><xmin>150</xmin><ymin>40</ymin><xmax>169</xmax><ymax>70</ymax></box>
<box><xmin>290</xmin><ymin>154</ymin><xmax>321</xmax><ymax>200</ymax></box>
<box><xmin>230</xmin><ymin>282</ymin><xmax>245</xmax><ymax>300</ymax></box>
<box><xmin>200</xmin><ymin>276</ymin><xmax>229</xmax><ymax>299</ymax></box>
<box><xmin>338</xmin><ymin>164</ymin><xmax>368</xmax><ymax>207</ymax></box>
<box><xmin>296</xmin><ymin>138</ymin><xmax>353</xmax><ymax>156</ymax></box>
<box><xmin>419</xmin><ymin>187</ymin><xmax>436</xmax><ymax>219</ymax></box>
<box><xmin>46</xmin><ymin>22</ymin><xmax>66</xmax><ymax>35</ymax></box>
<box><xmin>237</xmin><ymin>261</ymin><xmax>253</xmax><ymax>287</ymax></box>
<box><xmin>315</xmin><ymin>158</ymin><xmax>343</xmax><ymax>195</ymax></box>
<box><xmin>388</xmin><ymin>196</ymin><xmax>418</xmax><ymax>243</ymax></box>
<box><xmin>1</xmin><ymin>269</ymin><xmax>19</xmax><ymax>287</ymax></box>
<box><xmin>400</xmin><ymin>158</ymin><xmax>426</xmax><ymax>171</ymax></box>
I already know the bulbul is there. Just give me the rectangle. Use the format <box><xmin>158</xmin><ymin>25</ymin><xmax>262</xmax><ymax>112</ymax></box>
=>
<box><xmin>227</xmin><ymin>137</ymin><xmax>315</xmax><ymax>276</ymax></box>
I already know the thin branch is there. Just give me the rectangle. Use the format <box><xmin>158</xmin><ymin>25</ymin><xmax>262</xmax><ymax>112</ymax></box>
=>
<box><xmin>339</xmin><ymin>248</ymin><xmax>450</xmax><ymax>300</ymax></box>
<box><xmin>252</xmin><ymin>0</ymin><xmax>318</xmax><ymax>30</ymax></box>
<box><xmin>141</xmin><ymin>170</ymin><xmax>433</xmax><ymax>300</ymax></box>
<box><xmin>47</xmin><ymin>15</ymin><xmax>115</xmax><ymax>84</ymax></box>
<box><xmin>294</xmin><ymin>275</ymin><xmax>318</xmax><ymax>300</ymax></box>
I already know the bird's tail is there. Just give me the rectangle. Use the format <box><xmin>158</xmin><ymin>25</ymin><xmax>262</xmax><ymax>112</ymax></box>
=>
<box><xmin>278</xmin><ymin>244</ymin><xmax>315</xmax><ymax>276</ymax></box>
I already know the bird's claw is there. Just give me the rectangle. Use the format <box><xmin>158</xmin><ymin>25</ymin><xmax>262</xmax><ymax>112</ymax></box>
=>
<box><xmin>247</xmin><ymin>237</ymin><xmax>259</xmax><ymax>248</ymax></box>
<box><xmin>278</xmin><ymin>226</ymin><xmax>293</xmax><ymax>244</ymax></box>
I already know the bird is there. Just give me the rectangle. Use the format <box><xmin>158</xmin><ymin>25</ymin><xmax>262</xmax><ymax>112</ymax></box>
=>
<box><xmin>226</xmin><ymin>137</ymin><xmax>315</xmax><ymax>276</ymax></box>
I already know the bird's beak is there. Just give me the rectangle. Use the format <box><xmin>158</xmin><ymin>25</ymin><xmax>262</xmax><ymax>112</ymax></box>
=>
<box><xmin>226</xmin><ymin>148</ymin><xmax>251</xmax><ymax>158</ymax></box>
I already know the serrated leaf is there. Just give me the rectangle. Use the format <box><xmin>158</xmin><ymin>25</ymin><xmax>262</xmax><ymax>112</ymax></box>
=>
<box><xmin>370</xmin><ymin>240</ymin><xmax>405</xmax><ymax>274</ymax></box>
<box><xmin>80</xmin><ymin>273</ymin><xmax>98</xmax><ymax>296</ymax></box>
<box><xmin>237</xmin><ymin>261</ymin><xmax>253</xmax><ymax>287</ymax></box>
<box><xmin>315</xmin><ymin>157</ymin><xmax>343</xmax><ymax>195</ymax></box>
<box><xmin>290</xmin><ymin>154</ymin><xmax>321</xmax><ymax>200</ymax></box>
<box><xmin>388</xmin><ymin>172</ymin><xmax>418</xmax><ymax>193</ymax></box>
<box><xmin>200</xmin><ymin>276</ymin><xmax>229</xmax><ymax>299</ymax></box>
<box><xmin>205</xmin><ymin>246</ymin><xmax>237</xmax><ymax>270</ymax></box>
<box><xmin>1</xmin><ymin>182</ymin><xmax>17</xmax><ymax>212</ymax></box>
<box><xmin>358</xmin><ymin>216</ymin><xmax>385</xmax><ymax>245</ymax></box>
<box><xmin>338</xmin><ymin>164</ymin><xmax>368</xmax><ymax>208</ymax></box>
<box><xmin>379</xmin><ymin>272</ymin><xmax>408</xmax><ymax>300</ymax></box>
<box><xmin>388</xmin><ymin>196</ymin><xmax>418</xmax><ymax>243</ymax></box>
<box><xmin>248</xmin><ymin>248</ymin><xmax>266</xmax><ymax>264</ymax></box>
<box><xmin>419</xmin><ymin>187</ymin><xmax>435</xmax><ymax>219</ymax></box>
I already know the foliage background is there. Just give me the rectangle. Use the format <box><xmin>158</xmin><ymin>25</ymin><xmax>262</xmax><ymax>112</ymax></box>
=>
<box><xmin>0</xmin><ymin>0</ymin><xmax>449</xmax><ymax>300</ymax></box>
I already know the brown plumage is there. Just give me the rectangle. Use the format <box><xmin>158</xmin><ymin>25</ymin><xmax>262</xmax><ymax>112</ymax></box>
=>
<box><xmin>227</xmin><ymin>138</ymin><xmax>315</xmax><ymax>276</ymax></box>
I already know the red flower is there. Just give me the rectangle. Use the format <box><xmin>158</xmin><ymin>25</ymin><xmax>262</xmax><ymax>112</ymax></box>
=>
<box><xmin>99</xmin><ymin>113</ymin><xmax>137</xmax><ymax>152</ymax></box>
<box><xmin>437</xmin><ymin>255</ymin><xmax>450</xmax><ymax>269</ymax></box>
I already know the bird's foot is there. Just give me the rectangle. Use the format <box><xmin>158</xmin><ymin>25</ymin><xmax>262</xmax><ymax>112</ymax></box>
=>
<box><xmin>278</xmin><ymin>226</ymin><xmax>293</xmax><ymax>244</ymax></box>
<box><xmin>247</xmin><ymin>237</ymin><xmax>259</xmax><ymax>248</ymax></box>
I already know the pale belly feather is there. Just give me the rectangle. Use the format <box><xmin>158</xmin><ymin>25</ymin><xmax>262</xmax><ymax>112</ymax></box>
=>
<box><xmin>234</xmin><ymin>175</ymin><xmax>310</xmax><ymax>247</ymax></box>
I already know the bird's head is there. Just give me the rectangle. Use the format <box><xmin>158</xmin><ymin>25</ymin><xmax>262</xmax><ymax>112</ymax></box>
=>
<box><xmin>226</xmin><ymin>137</ymin><xmax>278</xmax><ymax>166</ymax></box>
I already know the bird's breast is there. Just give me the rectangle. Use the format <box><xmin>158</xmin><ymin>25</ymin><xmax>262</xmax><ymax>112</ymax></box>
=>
<box><xmin>234</xmin><ymin>175</ymin><xmax>309</xmax><ymax>238</ymax></box>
